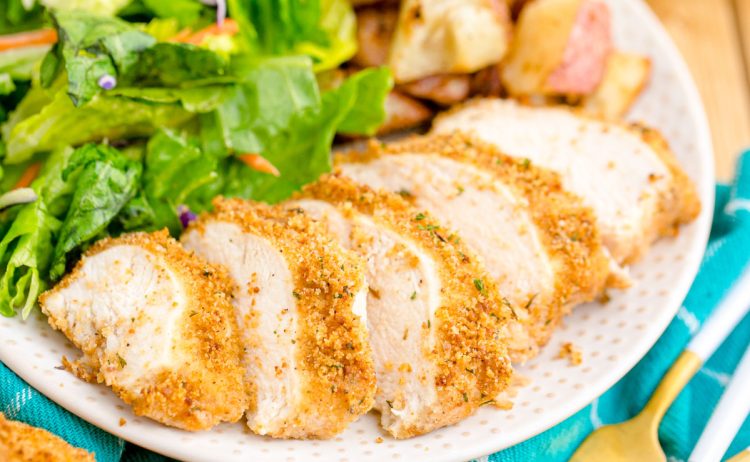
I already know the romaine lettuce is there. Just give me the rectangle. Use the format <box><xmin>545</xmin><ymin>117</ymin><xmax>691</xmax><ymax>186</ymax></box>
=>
<box><xmin>2</xmin><ymin>79</ymin><xmax>193</xmax><ymax>164</ymax></box>
<box><xmin>228</xmin><ymin>0</ymin><xmax>357</xmax><ymax>71</ymax></box>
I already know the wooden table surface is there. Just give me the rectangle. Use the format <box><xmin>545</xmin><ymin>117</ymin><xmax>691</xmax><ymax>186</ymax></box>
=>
<box><xmin>649</xmin><ymin>0</ymin><xmax>750</xmax><ymax>181</ymax></box>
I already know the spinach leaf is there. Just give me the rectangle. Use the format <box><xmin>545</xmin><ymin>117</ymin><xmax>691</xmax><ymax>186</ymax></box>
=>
<box><xmin>49</xmin><ymin>144</ymin><xmax>141</xmax><ymax>279</ymax></box>
<box><xmin>45</xmin><ymin>10</ymin><xmax>156</xmax><ymax>105</ymax></box>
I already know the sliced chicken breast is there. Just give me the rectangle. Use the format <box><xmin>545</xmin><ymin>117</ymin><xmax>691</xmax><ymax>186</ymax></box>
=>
<box><xmin>0</xmin><ymin>413</ymin><xmax>95</xmax><ymax>462</ymax></box>
<box><xmin>389</xmin><ymin>0</ymin><xmax>512</xmax><ymax>83</ymax></box>
<box><xmin>336</xmin><ymin>133</ymin><xmax>612</xmax><ymax>360</ymax></box>
<box><xmin>181</xmin><ymin>199</ymin><xmax>375</xmax><ymax>439</ymax></box>
<box><xmin>39</xmin><ymin>230</ymin><xmax>247</xmax><ymax>431</ymax></box>
<box><xmin>289</xmin><ymin>175</ymin><xmax>513</xmax><ymax>438</ymax></box>
<box><xmin>432</xmin><ymin>98</ymin><xmax>701</xmax><ymax>264</ymax></box>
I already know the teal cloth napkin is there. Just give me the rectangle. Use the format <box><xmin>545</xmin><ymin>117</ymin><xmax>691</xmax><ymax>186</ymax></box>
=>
<box><xmin>2</xmin><ymin>151</ymin><xmax>749</xmax><ymax>462</ymax></box>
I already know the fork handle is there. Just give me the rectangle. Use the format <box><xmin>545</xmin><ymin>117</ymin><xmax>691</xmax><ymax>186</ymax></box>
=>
<box><xmin>687</xmin><ymin>266</ymin><xmax>750</xmax><ymax>360</ymax></box>
<box><xmin>640</xmin><ymin>267</ymin><xmax>750</xmax><ymax>424</ymax></box>
<box><xmin>726</xmin><ymin>449</ymin><xmax>750</xmax><ymax>462</ymax></box>
<box><xmin>639</xmin><ymin>351</ymin><xmax>702</xmax><ymax>424</ymax></box>
<box><xmin>689</xmin><ymin>344</ymin><xmax>750</xmax><ymax>462</ymax></box>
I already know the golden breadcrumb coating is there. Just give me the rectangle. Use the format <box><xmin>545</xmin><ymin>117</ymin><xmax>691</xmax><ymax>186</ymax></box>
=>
<box><xmin>557</xmin><ymin>342</ymin><xmax>583</xmax><ymax>366</ymax></box>
<box><xmin>298</xmin><ymin>175</ymin><xmax>514</xmax><ymax>438</ymax></box>
<box><xmin>39</xmin><ymin>230</ymin><xmax>248</xmax><ymax>431</ymax></box>
<box><xmin>189</xmin><ymin>199</ymin><xmax>376</xmax><ymax>439</ymax></box>
<box><xmin>0</xmin><ymin>413</ymin><xmax>94</xmax><ymax>462</ymax></box>
<box><xmin>434</xmin><ymin>98</ymin><xmax>702</xmax><ymax>265</ymax></box>
<box><xmin>336</xmin><ymin>132</ymin><xmax>613</xmax><ymax>353</ymax></box>
<box><xmin>630</xmin><ymin>124</ymin><xmax>702</xmax><ymax>254</ymax></box>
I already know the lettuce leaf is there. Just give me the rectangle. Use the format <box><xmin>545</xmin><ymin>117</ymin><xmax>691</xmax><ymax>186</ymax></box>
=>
<box><xmin>2</xmin><ymin>79</ymin><xmax>193</xmax><ymax>164</ymax></box>
<box><xmin>0</xmin><ymin>0</ymin><xmax>46</xmax><ymax>34</ymax></box>
<box><xmin>201</xmin><ymin>66</ymin><xmax>393</xmax><ymax>203</ymax></box>
<box><xmin>0</xmin><ymin>199</ymin><xmax>59</xmax><ymax>317</ymax></box>
<box><xmin>0</xmin><ymin>45</ymin><xmax>52</xmax><ymax>81</ymax></box>
<box><xmin>228</xmin><ymin>0</ymin><xmax>357</xmax><ymax>71</ymax></box>
<box><xmin>213</xmin><ymin>55</ymin><xmax>320</xmax><ymax>154</ymax></box>
<box><xmin>0</xmin><ymin>147</ymin><xmax>71</xmax><ymax>317</ymax></box>
<box><xmin>138</xmin><ymin>0</ymin><xmax>206</xmax><ymax>28</ymax></box>
<box><xmin>334</xmin><ymin>66</ymin><xmax>393</xmax><ymax>136</ymax></box>
<box><xmin>42</xmin><ymin>0</ymin><xmax>132</xmax><ymax>16</ymax></box>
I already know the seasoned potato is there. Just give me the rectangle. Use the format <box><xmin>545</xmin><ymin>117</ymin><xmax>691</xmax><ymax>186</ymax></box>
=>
<box><xmin>501</xmin><ymin>0</ymin><xmax>612</xmax><ymax>97</ymax></box>
<box><xmin>581</xmin><ymin>52</ymin><xmax>652</xmax><ymax>119</ymax></box>
<box><xmin>398</xmin><ymin>74</ymin><xmax>471</xmax><ymax>105</ymax></box>
<box><xmin>378</xmin><ymin>91</ymin><xmax>434</xmax><ymax>134</ymax></box>
<box><xmin>352</xmin><ymin>7</ymin><xmax>399</xmax><ymax>68</ymax></box>
<box><xmin>389</xmin><ymin>0</ymin><xmax>512</xmax><ymax>84</ymax></box>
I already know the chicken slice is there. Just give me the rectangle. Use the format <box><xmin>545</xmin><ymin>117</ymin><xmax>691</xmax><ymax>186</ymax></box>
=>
<box><xmin>39</xmin><ymin>230</ymin><xmax>247</xmax><ymax>431</ymax></box>
<box><xmin>389</xmin><ymin>0</ymin><xmax>512</xmax><ymax>84</ymax></box>
<box><xmin>336</xmin><ymin>134</ymin><xmax>613</xmax><ymax>360</ymax></box>
<box><xmin>0</xmin><ymin>413</ymin><xmax>95</xmax><ymax>462</ymax></box>
<box><xmin>181</xmin><ymin>199</ymin><xmax>375</xmax><ymax>439</ymax></box>
<box><xmin>501</xmin><ymin>0</ymin><xmax>612</xmax><ymax>97</ymax></box>
<box><xmin>432</xmin><ymin>98</ymin><xmax>701</xmax><ymax>264</ymax></box>
<box><xmin>289</xmin><ymin>175</ymin><xmax>513</xmax><ymax>438</ymax></box>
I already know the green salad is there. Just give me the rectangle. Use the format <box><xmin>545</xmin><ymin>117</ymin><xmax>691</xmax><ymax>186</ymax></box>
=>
<box><xmin>0</xmin><ymin>0</ymin><xmax>393</xmax><ymax>317</ymax></box>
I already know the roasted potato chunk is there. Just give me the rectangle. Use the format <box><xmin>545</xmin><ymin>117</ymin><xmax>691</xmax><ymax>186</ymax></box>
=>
<box><xmin>581</xmin><ymin>52</ymin><xmax>652</xmax><ymax>119</ymax></box>
<box><xmin>501</xmin><ymin>0</ymin><xmax>612</xmax><ymax>97</ymax></box>
<box><xmin>389</xmin><ymin>0</ymin><xmax>512</xmax><ymax>84</ymax></box>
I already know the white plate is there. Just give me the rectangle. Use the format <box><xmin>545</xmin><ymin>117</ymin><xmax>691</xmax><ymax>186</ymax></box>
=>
<box><xmin>0</xmin><ymin>1</ymin><xmax>714</xmax><ymax>461</ymax></box>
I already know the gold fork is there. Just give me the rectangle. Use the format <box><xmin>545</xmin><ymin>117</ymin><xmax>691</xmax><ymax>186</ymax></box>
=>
<box><xmin>570</xmin><ymin>268</ymin><xmax>750</xmax><ymax>462</ymax></box>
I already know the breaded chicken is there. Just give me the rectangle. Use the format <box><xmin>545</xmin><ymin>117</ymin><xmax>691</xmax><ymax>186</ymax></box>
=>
<box><xmin>181</xmin><ymin>200</ymin><xmax>375</xmax><ymax>439</ymax></box>
<box><xmin>0</xmin><ymin>413</ymin><xmax>94</xmax><ymax>462</ymax></box>
<box><xmin>432</xmin><ymin>98</ymin><xmax>701</xmax><ymax>265</ymax></box>
<box><xmin>290</xmin><ymin>175</ymin><xmax>513</xmax><ymax>438</ymax></box>
<box><xmin>39</xmin><ymin>230</ymin><xmax>247</xmax><ymax>431</ymax></box>
<box><xmin>336</xmin><ymin>133</ymin><xmax>613</xmax><ymax>360</ymax></box>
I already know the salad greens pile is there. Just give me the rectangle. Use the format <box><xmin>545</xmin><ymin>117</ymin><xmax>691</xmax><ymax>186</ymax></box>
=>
<box><xmin>0</xmin><ymin>0</ymin><xmax>393</xmax><ymax>317</ymax></box>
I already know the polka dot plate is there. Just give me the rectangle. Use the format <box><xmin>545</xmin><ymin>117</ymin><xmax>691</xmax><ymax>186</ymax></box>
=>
<box><xmin>0</xmin><ymin>1</ymin><xmax>715</xmax><ymax>461</ymax></box>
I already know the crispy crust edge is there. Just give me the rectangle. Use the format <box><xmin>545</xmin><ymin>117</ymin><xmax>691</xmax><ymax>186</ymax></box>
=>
<box><xmin>189</xmin><ymin>199</ymin><xmax>376</xmax><ymax>439</ymax></box>
<box><xmin>336</xmin><ymin>132</ymin><xmax>612</xmax><ymax>349</ymax></box>
<box><xmin>432</xmin><ymin>97</ymin><xmax>702</xmax><ymax>265</ymax></box>
<box><xmin>0</xmin><ymin>413</ymin><xmax>95</xmax><ymax>462</ymax></box>
<box><xmin>298</xmin><ymin>175</ymin><xmax>513</xmax><ymax>438</ymax></box>
<box><xmin>39</xmin><ymin>230</ymin><xmax>248</xmax><ymax>431</ymax></box>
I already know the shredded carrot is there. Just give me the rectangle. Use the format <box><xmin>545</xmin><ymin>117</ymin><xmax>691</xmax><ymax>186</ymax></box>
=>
<box><xmin>169</xmin><ymin>18</ymin><xmax>239</xmax><ymax>45</ymax></box>
<box><xmin>0</xmin><ymin>29</ymin><xmax>57</xmax><ymax>52</ymax></box>
<box><xmin>239</xmin><ymin>154</ymin><xmax>280</xmax><ymax>177</ymax></box>
<box><xmin>13</xmin><ymin>162</ymin><xmax>42</xmax><ymax>189</ymax></box>
<box><xmin>168</xmin><ymin>28</ymin><xmax>195</xmax><ymax>43</ymax></box>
